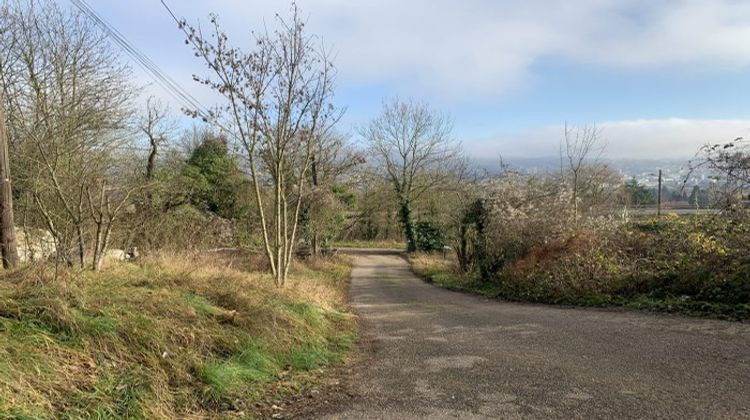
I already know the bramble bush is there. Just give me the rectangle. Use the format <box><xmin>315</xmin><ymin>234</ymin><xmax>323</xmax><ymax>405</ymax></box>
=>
<box><xmin>491</xmin><ymin>215</ymin><xmax>750</xmax><ymax>318</ymax></box>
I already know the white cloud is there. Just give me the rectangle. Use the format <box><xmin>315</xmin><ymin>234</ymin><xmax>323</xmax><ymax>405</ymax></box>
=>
<box><xmin>298</xmin><ymin>0</ymin><xmax>750</xmax><ymax>98</ymax></box>
<box><xmin>92</xmin><ymin>1</ymin><xmax>750</xmax><ymax>158</ymax></box>
<box><xmin>116</xmin><ymin>0</ymin><xmax>750</xmax><ymax>100</ymax></box>
<box><xmin>470</xmin><ymin>119</ymin><xmax>750</xmax><ymax>159</ymax></box>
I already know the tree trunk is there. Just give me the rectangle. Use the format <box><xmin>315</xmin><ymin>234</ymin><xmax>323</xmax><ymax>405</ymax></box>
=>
<box><xmin>146</xmin><ymin>141</ymin><xmax>157</xmax><ymax>181</ymax></box>
<box><xmin>93</xmin><ymin>219</ymin><xmax>114</xmax><ymax>272</ymax></box>
<box><xmin>76</xmin><ymin>223</ymin><xmax>86</xmax><ymax>268</ymax></box>
<box><xmin>399</xmin><ymin>200</ymin><xmax>416</xmax><ymax>253</ymax></box>
<box><xmin>312</xmin><ymin>232</ymin><xmax>319</xmax><ymax>256</ymax></box>
<box><xmin>144</xmin><ymin>140</ymin><xmax>157</xmax><ymax>207</ymax></box>
<box><xmin>572</xmin><ymin>171</ymin><xmax>580</xmax><ymax>223</ymax></box>
<box><xmin>458</xmin><ymin>223</ymin><xmax>469</xmax><ymax>272</ymax></box>
<box><xmin>0</xmin><ymin>103</ymin><xmax>19</xmax><ymax>269</ymax></box>
<box><xmin>92</xmin><ymin>218</ymin><xmax>103</xmax><ymax>271</ymax></box>
<box><xmin>274</xmin><ymin>162</ymin><xmax>284</xmax><ymax>287</ymax></box>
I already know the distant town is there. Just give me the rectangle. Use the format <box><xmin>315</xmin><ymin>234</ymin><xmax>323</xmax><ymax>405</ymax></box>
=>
<box><xmin>476</xmin><ymin>156</ymin><xmax>728</xmax><ymax>209</ymax></box>
<box><xmin>484</xmin><ymin>156</ymin><xmax>717</xmax><ymax>184</ymax></box>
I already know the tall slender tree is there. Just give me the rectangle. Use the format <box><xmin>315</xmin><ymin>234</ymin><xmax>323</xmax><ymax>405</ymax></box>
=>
<box><xmin>178</xmin><ymin>3</ymin><xmax>340</xmax><ymax>286</ymax></box>
<box><xmin>560</xmin><ymin>123</ymin><xmax>607</xmax><ymax>221</ymax></box>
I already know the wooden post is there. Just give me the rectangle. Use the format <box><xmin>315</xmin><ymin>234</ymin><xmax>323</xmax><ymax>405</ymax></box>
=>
<box><xmin>657</xmin><ymin>169</ymin><xmax>662</xmax><ymax>217</ymax></box>
<box><xmin>310</xmin><ymin>152</ymin><xmax>319</xmax><ymax>257</ymax></box>
<box><xmin>0</xmin><ymin>101</ymin><xmax>19</xmax><ymax>268</ymax></box>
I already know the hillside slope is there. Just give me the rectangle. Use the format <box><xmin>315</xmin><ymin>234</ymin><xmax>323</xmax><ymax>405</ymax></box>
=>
<box><xmin>0</xmin><ymin>253</ymin><xmax>356</xmax><ymax>418</ymax></box>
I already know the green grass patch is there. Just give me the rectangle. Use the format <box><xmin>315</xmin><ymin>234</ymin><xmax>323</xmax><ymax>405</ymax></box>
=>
<box><xmin>285</xmin><ymin>302</ymin><xmax>325</xmax><ymax>327</ymax></box>
<box><xmin>182</xmin><ymin>292</ymin><xmax>223</xmax><ymax>316</ymax></box>
<box><xmin>200</xmin><ymin>350</ymin><xmax>279</xmax><ymax>399</ymax></box>
<box><xmin>74</xmin><ymin>309</ymin><xmax>120</xmax><ymax>338</ymax></box>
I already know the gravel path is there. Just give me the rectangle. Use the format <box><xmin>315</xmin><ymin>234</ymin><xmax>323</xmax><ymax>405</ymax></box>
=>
<box><xmin>316</xmin><ymin>250</ymin><xmax>750</xmax><ymax>419</ymax></box>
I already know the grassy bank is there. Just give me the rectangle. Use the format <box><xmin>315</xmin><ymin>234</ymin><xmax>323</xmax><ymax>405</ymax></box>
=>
<box><xmin>410</xmin><ymin>254</ymin><xmax>489</xmax><ymax>295</ymax></box>
<box><xmin>410</xmin><ymin>216</ymin><xmax>750</xmax><ymax>321</ymax></box>
<box><xmin>0</xmin><ymin>252</ymin><xmax>356</xmax><ymax>418</ymax></box>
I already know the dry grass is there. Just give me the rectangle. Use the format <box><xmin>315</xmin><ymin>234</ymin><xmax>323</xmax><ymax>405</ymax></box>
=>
<box><xmin>409</xmin><ymin>253</ymin><xmax>473</xmax><ymax>292</ymax></box>
<box><xmin>0</xmin><ymin>251</ymin><xmax>356</xmax><ymax>419</ymax></box>
<box><xmin>410</xmin><ymin>253</ymin><xmax>455</xmax><ymax>278</ymax></box>
<box><xmin>512</xmin><ymin>231</ymin><xmax>599</xmax><ymax>271</ymax></box>
<box><xmin>331</xmin><ymin>239</ymin><xmax>405</xmax><ymax>250</ymax></box>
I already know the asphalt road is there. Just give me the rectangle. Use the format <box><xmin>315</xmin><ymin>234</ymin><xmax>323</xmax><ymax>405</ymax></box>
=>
<box><xmin>316</xmin><ymin>250</ymin><xmax>750</xmax><ymax>419</ymax></box>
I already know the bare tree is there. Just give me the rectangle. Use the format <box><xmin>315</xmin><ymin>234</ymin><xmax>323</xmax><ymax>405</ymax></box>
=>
<box><xmin>0</xmin><ymin>1</ymin><xmax>135</xmax><ymax>267</ymax></box>
<box><xmin>361</xmin><ymin>99</ymin><xmax>461</xmax><ymax>252</ymax></box>
<box><xmin>688</xmin><ymin>137</ymin><xmax>750</xmax><ymax>210</ymax></box>
<box><xmin>0</xmin><ymin>3</ymin><xmax>20</xmax><ymax>269</ymax></box>
<box><xmin>140</xmin><ymin>97</ymin><xmax>175</xmax><ymax>182</ymax></box>
<box><xmin>178</xmin><ymin>4</ymin><xmax>340</xmax><ymax>286</ymax></box>
<box><xmin>305</xmin><ymin>131</ymin><xmax>363</xmax><ymax>255</ymax></box>
<box><xmin>88</xmin><ymin>180</ymin><xmax>141</xmax><ymax>271</ymax></box>
<box><xmin>560</xmin><ymin>122</ymin><xmax>606</xmax><ymax>221</ymax></box>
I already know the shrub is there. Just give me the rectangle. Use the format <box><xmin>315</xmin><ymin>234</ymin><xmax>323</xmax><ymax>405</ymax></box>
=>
<box><xmin>413</xmin><ymin>221</ymin><xmax>446</xmax><ymax>252</ymax></box>
<box><xmin>449</xmin><ymin>171</ymin><xmax>750</xmax><ymax>319</ymax></box>
<box><xmin>490</xmin><ymin>214</ymin><xmax>749</xmax><ymax>318</ymax></box>
<box><xmin>460</xmin><ymin>174</ymin><xmax>574</xmax><ymax>279</ymax></box>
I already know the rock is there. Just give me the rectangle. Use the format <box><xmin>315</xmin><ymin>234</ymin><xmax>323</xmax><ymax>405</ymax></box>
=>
<box><xmin>104</xmin><ymin>249</ymin><xmax>127</xmax><ymax>262</ymax></box>
<box><xmin>102</xmin><ymin>247</ymin><xmax>140</xmax><ymax>266</ymax></box>
<box><xmin>14</xmin><ymin>227</ymin><xmax>56</xmax><ymax>263</ymax></box>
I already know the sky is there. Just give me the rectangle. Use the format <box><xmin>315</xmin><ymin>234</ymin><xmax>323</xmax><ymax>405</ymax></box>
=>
<box><xmin>83</xmin><ymin>0</ymin><xmax>750</xmax><ymax>160</ymax></box>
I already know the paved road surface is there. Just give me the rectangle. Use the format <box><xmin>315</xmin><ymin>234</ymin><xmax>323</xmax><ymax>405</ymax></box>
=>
<box><xmin>316</xmin><ymin>250</ymin><xmax>750</xmax><ymax>419</ymax></box>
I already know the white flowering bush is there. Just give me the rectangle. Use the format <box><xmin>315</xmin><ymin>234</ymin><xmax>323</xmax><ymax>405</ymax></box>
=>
<box><xmin>476</xmin><ymin>174</ymin><xmax>575</xmax><ymax>270</ymax></box>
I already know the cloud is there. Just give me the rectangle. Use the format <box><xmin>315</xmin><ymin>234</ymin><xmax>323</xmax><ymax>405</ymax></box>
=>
<box><xmin>308</xmin><ymin>0</ymin><xmax>750</xmax><ymax>99</ymax></box>
<box><xmin>470</xmin><ymin>119</ymin><xmax>750</xmax><ymax>159</ymax></box>
<box><xmin>93</xmin><ymin>1</ymin><xmax>750</xmax><ymax>159</ymax></box>
<box><xmin>121</xmin><ymin>0</ymin><xmax>750</xmax><ymax>100</ymax></box>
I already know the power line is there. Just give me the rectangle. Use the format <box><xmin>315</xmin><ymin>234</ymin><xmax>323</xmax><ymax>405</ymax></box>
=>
<box><xmin>160</xmin><ymin>0</ymin><xmax>180</xmax><ymax>24</ymax></box>
<box><xmin>67</xmin><ymin>0</ymin><xmax>209</xmax><ymax>119</ymax></box>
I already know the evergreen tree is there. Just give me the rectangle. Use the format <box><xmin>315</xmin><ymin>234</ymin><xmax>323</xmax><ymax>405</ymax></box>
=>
<box><xmin>625</xmin><ymin>179</ymin><xmax>656</xmax><ymax>206</ymax></box>
<box><xmin>184</xmin><ymin>134</ymin><xmax>246</xmax><ymax>219</ymax></box>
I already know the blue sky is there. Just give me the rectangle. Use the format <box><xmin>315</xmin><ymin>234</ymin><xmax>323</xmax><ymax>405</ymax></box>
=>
<box><xmin>84</xmin><ymin>0</ymin><xmax>750</xmax><ymax>159</ymax></box>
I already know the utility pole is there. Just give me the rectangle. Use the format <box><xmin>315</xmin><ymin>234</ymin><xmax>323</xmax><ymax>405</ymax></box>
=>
<box><xmin>657</xmin><ymin>169</ymin><xmax>662</xmax><ymax>217</ymax></box>
<box><xmin>310</xmin><ymin>152</ymin><xmax>319</xmax><ymax>257</ymax></box>
<box><xmin>0</xmin><ymin>101</ymin><xmax>19</xmax><ymax>268</ymax></box>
